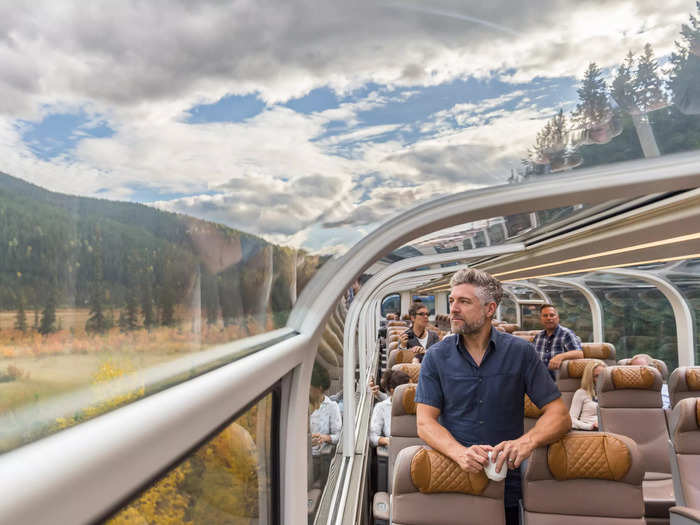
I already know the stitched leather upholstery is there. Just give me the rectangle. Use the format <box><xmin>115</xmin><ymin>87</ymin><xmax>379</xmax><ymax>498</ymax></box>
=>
<box><xmin>689</xmin><ymin>369</ymin><xmax>700</xmax><ymax>391</ymax></box>
<box><xmin>612</xmin><ymin>366</ymin><xmax>655</xmax><ymax>389</ymax></box>
<box><xmin>525</xmin><ymin>394</ymin><xmax>544</xmax><ymax>418</ymax></box>
<box><xmin>581</xmin><ymin>343</ymin><xmax>612</xmax><ymax>360</ymax></box>
<box><xmin>402</xmin><ymin>383</ymin><xmax>417</xmax><ymax>415</ymax></box>
<box><xmin>410</xmin><ymin>448</ymin><xmax>488</xmax><ymax>495</ymax></box>
<box><xmin>393</xmin><ymin>363</ymin><xmax>421</xmax><ymax>383</ymax></box>
<box><xmin>548</xmin><ymin>433</ymin><xmax>630</xmax><ymax>481</ymax></box>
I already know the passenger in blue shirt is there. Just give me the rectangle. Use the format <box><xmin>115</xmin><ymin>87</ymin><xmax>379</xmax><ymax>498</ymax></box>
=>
<box><xmin>532</xmin><ymin>304</ymin><xmax>583</xmax><ymax>379</ymax></box>
<box><xmin>415</xmin><ymin>268</ymin><xmax>570</xmax><ymax>525</ymax></box>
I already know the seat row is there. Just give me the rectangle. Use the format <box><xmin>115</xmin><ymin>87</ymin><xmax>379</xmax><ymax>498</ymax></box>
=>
<box><xmin>387</xmin><ymin>393</ymin><xmax>700</xmax><ymax>524</ymax></box>
<box><xmin>375</xmin><ymin>363</ymin><xmax>700</xmax><ymax>524</ymax></box>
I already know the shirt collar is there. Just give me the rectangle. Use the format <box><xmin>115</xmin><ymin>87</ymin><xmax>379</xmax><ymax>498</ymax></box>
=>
<box><xmin>454</xmin><ymin>326</ymin><xmax>499</xmax><ymax>353</ymax></box>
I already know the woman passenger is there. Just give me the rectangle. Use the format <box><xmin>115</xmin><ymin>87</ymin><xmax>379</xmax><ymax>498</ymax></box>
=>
<box><xmin>369</xmin><ymin>369</ymin><xmax>410</xmax><ymax>447</ymax></box>
<box><xmin>309</xmin><ymin>363</ymin><xmax>342</xmax><ymax>481</ymax></box>
<box><xmin>570</xmin><ymin>359</ymin><xmax>606</xmax><ymax>430</ymax></box>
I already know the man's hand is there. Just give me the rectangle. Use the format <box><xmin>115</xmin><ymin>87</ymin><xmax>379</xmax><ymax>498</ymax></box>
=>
<box><xmin>378</xmin><ymin>436</ymin><xmax>390</xmax><ymax>447</ymax></box>
<box><xmin>368</xmin><ymin>377</ymin><xmax>380</xmax><ymax>399</ymax></box>
<box><xmin>312</xmin><ymin>433</ymin><xmax>330</xmax><ymax>445</ymax></box>
<box><xmin>409</xmin><ymin>345</ymin><xmax>424</xmax><ymax>354</ymax></box>
<box><xmin>493</xmin><ymin>435</ymin><xmax>536</xmax><ymax>473</ymax></box>
<box><xmin>548</xmin><ymin>354</ymin><xmax>563</xmax><ymax>370</ymax></box>
<box><xmin>451</xmin><ymin>444</ymin><xmax>493</xmax><ymax>473</ymax></box>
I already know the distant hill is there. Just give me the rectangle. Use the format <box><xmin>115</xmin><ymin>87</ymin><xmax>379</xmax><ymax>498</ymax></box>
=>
<box><xmin>0</xmin><ymin>172</ymin><xmax>323</xmax><ymax>330</ymax></box>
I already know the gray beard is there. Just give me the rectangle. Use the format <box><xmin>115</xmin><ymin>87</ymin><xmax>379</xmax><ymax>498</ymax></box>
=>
<box><xmin>451</xmin><ymin>313</ymin><xmax>488</xmax><ymax>336</ymax></box>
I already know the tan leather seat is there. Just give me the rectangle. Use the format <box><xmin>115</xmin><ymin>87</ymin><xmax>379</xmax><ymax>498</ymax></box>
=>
<box><xmin>524</xmin><ymin>394</ymin><xmax>544</xmax><ymax>433</ymax></box>
<box><xmin>669</xmin><ymin>398</ymin><xmax>700</xmax><ymax>510</ymax></box>
<box><xmin>391</xmin><ymin>445</ymin><xmax>506</xmax><ymax>525</ymax></box>
<box><xmin>581</xmin><ymin>342</ymin><xmax>617</xmax><ymax>366</ymax></box>
<box><xmin>500</xmin><ymin>323</ymin><xmax>519</xmax><ymax>333</ymax></box>
<box><xmin>669</xmin><ymin>368</ymin><xmax>700</xmax><ymax>408</ymax></box>
<box><xmin>389</xmin><ymin>383</ymin><xmax>425</xmax><ymax>492</ymax></box>
<box><xmin>388</xmin><ymin>348</ymin><xmax>416</xmax><ymax>369</ymax></box>
<box><xmin>512</xmin><ymin>330</ymin><xmax>539</xmax><ymax>342</ymax></box>
<box><xmin>619</xmin><ymin>356</ymin><xmax>669</xmax><ymax>381</ymax></box>
<box><xmin>598</xmin><ymin>365</ymin><xmax>675</xmax><ymax>523</ymax></box>
<box><xmin>557</xmin><ymin>359</ymin><xmax>601</xmax><ymax>409</ymax></box>
<box><xmin>522</xmin><ymin>431</ymin><xmax>645</xmax><ymax>524</ymax></box>
<box><xmin>392</xmin><ymin>363</ymin><xmax>421</xmax><ymax>383</ymax></box>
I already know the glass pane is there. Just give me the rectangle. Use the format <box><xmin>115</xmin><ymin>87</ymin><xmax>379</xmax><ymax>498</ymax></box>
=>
<box><xmin>586</xmin><ymin>274</ymin><xmax>678</xmax><ymax>369</ymax></box>
<box><xmin>664</xmin><ymin>258</ymin><xmax>700</xmax><ymax>366</ymax></box>
<box><xmin>308</xmin><ymin>300</ymin><xmax>346</xmax><ymax>523</ymax></box>
<box><xmin>520</xmin><ymin>304</ymin><xmax>541</xmax><ymax>331</ymax></box>
<box><xmin>412</xmin><ymin>295</ymin><xmax>435</xmax><ymax>317</ymax></box>
<box><xmin>499</xmin><ymin>296</ymin><xmax>518</xmax><ymax>325</ymax></box>
<box><xmin>534</xmin><ymin>283</ymin><xmax>594</xmax><ymax>342</ymax></box>
<box><xmin>108</xmin><ymin>392</ymin><xmax>275</xmax><ymax>524</ymax></box>
<box><xmin>380</xmin><ymin>294</ymin><xmax>400</xmax><ymax>318</ymax></box>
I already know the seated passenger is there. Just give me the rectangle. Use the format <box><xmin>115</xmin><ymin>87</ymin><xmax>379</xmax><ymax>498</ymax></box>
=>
<box><xmin>309</xmin><ymin>363</ymin><xmax>342</xmax><ymax>481</ymax></box>
<box><xmin>569</xmin><ymin>360</ymin><xmax>605</xmax><ymax>430</ymax></box>
<box><xmin>369</xmin><ymin>369</ymin><xmax>411</xmax><ymax>447</ymax></box>
<box><xmin>628</xmin><ymin>354</ymin><xmax>670</xmax><ymax>409</ymax></box>
<box><xmin>369</xmin><ymin>375</ymin><xmax>387</xmax><ymax>402</ymax></box>
<box><xmin>412</xmin><ymin>352</ymin><xmax>424</xmax><ymax>364</ymax></box>
<box><xmin>532</xmin><ymin>304</ymin><xmax>583</xmax><ymax>379</ymax></box>
<box><xmin>399</xmin><ymin>302</ymin><xmax>439</xmax><ymax>352</ymax></box>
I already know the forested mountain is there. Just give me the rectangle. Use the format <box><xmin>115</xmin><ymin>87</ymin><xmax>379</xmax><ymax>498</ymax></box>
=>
<box><xmin>0</xmin><ymin>172</ymin><xmax>323</xmax><ymax>331</ymax></box>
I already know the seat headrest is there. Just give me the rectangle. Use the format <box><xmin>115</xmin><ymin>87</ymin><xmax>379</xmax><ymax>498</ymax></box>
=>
<box><xmin>387</xmin><ymin>341</ymin><xmax>399</xmax><ymax>351</ymax></box>
<box><xmin>611</xmin><ymin>366</ymin><xmax>658</xmax><ymax>389</ymax></box>
<box><xmin>560</xmin><ymin>358</ymin><xmax>600</xmax><ymax>379</ymax></box>
<box><xmin>548</xmin><ymin>433</ymin><xmax>632</xmax><ymax>481</ymax></box>
<box><xmin>617</xmin><ymin>356</ymin><xmax>668</xmax><ymax>380</ymax></box>
<box><xmin>670</xmin><ymin>397</ymin><xmax>700</xmax><ymax>454</ymax></box>
<box><xmin>597</xmin><ymin>366</ymin><xmax>663</xmax><ymax>408</ymax></box>
<box><xmin>669</xmin><ymin>367</ymin><xmax>700</xmax><ymax>407</ymax></box>
<box><xmin>389</xmin><ymin>348</ymin><xmax>416</xmax><ymax>365</ymax></box>
<box><xmin>411</xmin><ymin>447</ymin><xmax>488</xmax><ymax>495</ymax></box>
<box><xmin>392</xmin><ymin>383</ymin><xmax>417</xmax><ymax>416</ymax></box>
<box><xmin>581</xmin><ymin>343</ymin><xmax>614</xmax><ymax>360</ymax></box>
<box><xmin>524</xmin><ymin>394</ymin><xmax>544</xmax><ymax>418</ymax></box>
<box><xmin>392</xmin><ymin>363</ymin><xmax>421</xmax><ymax>383</ymax></box>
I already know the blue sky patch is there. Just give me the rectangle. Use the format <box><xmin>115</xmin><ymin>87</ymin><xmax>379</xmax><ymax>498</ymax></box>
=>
<box><xmin>283</xmin><ymin>87</ymin><xmax>340</xmax><ymax>114</ymax></box>
<box><xmin>125</xmin><ymin>183</ymin><xmax>219</xmax><ymax>203</ymax></box>
<box><xmin>19</xmin><ymin>110</ymin><xmax>114</xmax><ymax>161</ymax></box>
<box><xmin>186</xmin><ymin>93</ymin><xmax>266</xmax><ymax>124</ymax></box>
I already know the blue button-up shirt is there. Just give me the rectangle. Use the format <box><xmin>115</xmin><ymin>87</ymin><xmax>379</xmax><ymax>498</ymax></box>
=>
<box><xmin>415</xmin><ymin>328</ymin><xmax>560</xmax><ymax>447</ymax></box>
<box><xmin>532</xmin><ymin>324</ymin><xmax>582</xmax><ymax>378</ymax></box>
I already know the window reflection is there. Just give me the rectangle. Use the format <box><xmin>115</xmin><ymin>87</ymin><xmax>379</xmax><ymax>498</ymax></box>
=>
<box><xmin>108</xmin><ymin>392</ymin><xmax>275</xmax><ymax>525</ymax></box>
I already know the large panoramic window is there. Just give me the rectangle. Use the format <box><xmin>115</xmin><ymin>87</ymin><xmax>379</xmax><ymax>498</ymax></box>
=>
<box><xmin>0</xmin><ymin>0</ymin><xmax>698</xmax><ymax>452</ymax></box>
<box><xmin>108</xmin><ymin>392</ymin><xmax>276</xmax><ymax>524</ymax></box>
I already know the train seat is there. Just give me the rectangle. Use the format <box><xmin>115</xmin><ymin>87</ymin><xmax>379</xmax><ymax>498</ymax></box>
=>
<box><xmin>669</xmin><ymin>398</ymin><xmax>700</xmax><ymax>509</ymax></box>
<box><xmin>521</xmin><ymin>431</ymin><xmax>645</xmax><ymax>524</ymax></box>
<box><xmin>499</xmin><ymin>323</ymin><xmax>519</xmax><ymax>333</ymax></box>
<box><xmin>391</xmin><ymin>445</ymin><xmax>506</xmax><ymax>525</ymax></box>
<box><xmin>512</xmin><ymin>330</ymin><xmax>539</xmax><ymax>342</ymax></box>
<box><xmin>619</xmin><ymin>356</ymin><xmax>669</xmax><ymax>381</ymax></box>
<box><xmin>598</xmin><ymin>365</ymin><xmax>675</xmax><ymax>523</ymax></box>
<box><xmin>669</xmin><ymin>368</ymin><xmax>700</xmax><ymax>408</ymax></box>
<box><xmin>581</xmin><ymin>342</ymin><xmax>617</xmax><ymax>366</ymax></box>
<box><xmin>388</xmin><ymin>349</ymin><xmax>417</xmax><ymax>369</ymax></box>
<box><xmin>524</xmin><ymin>394</ymin><xmax>544</xmax><ymax>433</ymax></box>
<box><xmin>557</xmin><ymin>359</ymin><xmax>602</xmax><ymax>409</ymax></box>
<box><xmin>388</xmin><ymin>383</ymin><xmax>425</xmax><ymax>490</ymax></box>
<box><xmin>392</xmin><ymin>363</ymin><xmax>421</xmax><ymax>383</ymax></box>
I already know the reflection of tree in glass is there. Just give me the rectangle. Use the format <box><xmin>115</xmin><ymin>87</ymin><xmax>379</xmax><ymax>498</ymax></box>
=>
<box><xmin>668</xmin><ymin>3</ymin><xmax>700</xmax><ymax>115</ymax></box>
<box><xmin>571</xmin><ymin>63</ymin><xmax>621</xmax><ymax>146</ymax></box>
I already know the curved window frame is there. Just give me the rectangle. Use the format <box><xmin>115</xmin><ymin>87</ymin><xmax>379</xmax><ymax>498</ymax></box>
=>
<box><xmin>0</xmin><ymin>153</ymin><xmax>698</xmax><ymax>525</ymax></box>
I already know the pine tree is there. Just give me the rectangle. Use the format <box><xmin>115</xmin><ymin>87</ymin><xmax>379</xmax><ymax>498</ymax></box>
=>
<box><xmin>39</xmin><ymin>290</ymin><xmax>57</xmax><ymax>335</ymax></box>
<box><xmin>572</xmin><ymin>63</ymin><xmax>612</xmax><ymax>128</ymax></box>
<box><xmin>668</xmin><ymin>2</ymin><xmax>700</xmax><ymax>114</ymax></box>
<box><xmin>86</xmin><ymin>226</ymin><xmax>107</xmax><ymax>334</ymax></box>
<box><xmin>634</xmin><ymin>43</ymin><xmax>667</xmax><ymax>113</ymax></box>
<box><xmin>15</xmin><ymin>295</ymin><xmax>27</xmax><ymax>332</ymax></box>
<box><xmin>141</xmin><ymin>270</ymin><xmax>155</xmax><ymax>331</ymax></box>
<box><xmin>122</xmin><ymin>254</ymin><xmax>140</xmax><ymax>331</ymax></box>
<box><xmin>612</xmin><ymin>51</ymin><xmax>637</xmax><ymax>113</ymax></box>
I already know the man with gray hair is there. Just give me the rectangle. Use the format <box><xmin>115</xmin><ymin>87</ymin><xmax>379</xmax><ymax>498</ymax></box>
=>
<box><xmin>415</xmin><ymin>268</ymin><xmax>570</xmax><ymax>525</ymax></box>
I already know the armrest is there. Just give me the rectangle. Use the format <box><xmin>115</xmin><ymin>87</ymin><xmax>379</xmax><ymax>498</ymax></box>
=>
<box><xmin>671</xmin><ymin>506</ymin><xmax>700</xmax><ymax>525</ymax></box>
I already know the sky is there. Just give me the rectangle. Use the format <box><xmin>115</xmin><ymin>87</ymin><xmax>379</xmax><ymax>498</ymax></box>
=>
<box><xmin>0</xmin><ymin>0</ymin><xmax>695</xmax><ymax>255</ymax></box>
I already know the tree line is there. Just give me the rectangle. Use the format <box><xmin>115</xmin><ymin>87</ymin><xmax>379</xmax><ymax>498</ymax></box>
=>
<box><xmin>0</xmin><ymin>174</ymin><xmax>324</xmax><ymax>336</ymax></box>
<box><xmin>512</xmin><ymin>3</ymin><xmax>700</xmax><ymax>180</ymax></box>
